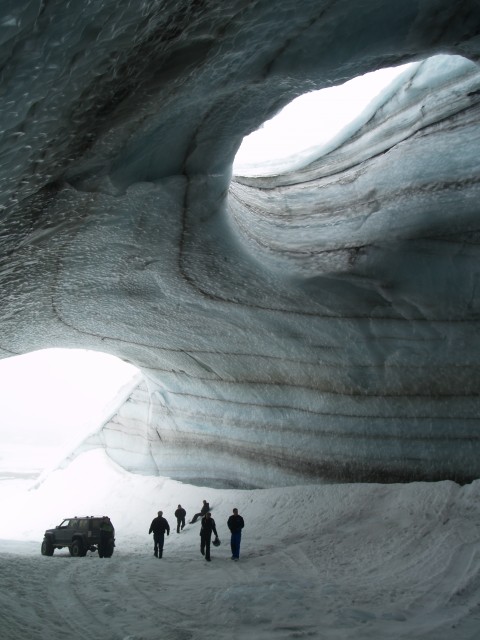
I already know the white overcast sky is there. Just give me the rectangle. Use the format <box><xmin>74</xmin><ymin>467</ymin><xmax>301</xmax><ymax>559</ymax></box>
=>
<box><xmin>234</xmin><ymin>64</ymin><xmax>412</xmax><ymax>171</ymax></box>
<box><xmin>0</xmin><ymin>349</ymin><xmax>137</xmax><ymax>440</ymax></box>
<box><xmin>0</xmin><ymin>349</ymin><xmax>138</xmax><ymax>469</ymax></box>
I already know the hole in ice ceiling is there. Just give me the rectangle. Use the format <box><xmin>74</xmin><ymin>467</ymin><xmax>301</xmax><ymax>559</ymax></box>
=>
<box><xmin>233</xmin><ymin>63</ymin><xmax>414</xmax><ymax>177</ymax></box>
<box><xmin>0</xmin><ymin>349</ymin><xmax>139</xmax><ymax>478</ymax></box>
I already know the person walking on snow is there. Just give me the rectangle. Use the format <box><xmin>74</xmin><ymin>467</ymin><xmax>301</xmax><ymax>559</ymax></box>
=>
<box><xmin>200</xmin><ymin>512</ymin><xmax>218</xmax><ymax>561</ymax></box>
<box><xmin>98</xmin><ymin>516</ymin><xmax>115</xmax><ymax>558</ymax></box>
<box><xmin>227</xmin><ymin>508</ymin><xmax>244</xmax><ymax>560</ymax></box>
<box><xmin>149</xmin><ymin>510</ymin><xmax>170</xmax><ymax>558</ymax></box>
<box><xmin>175</xmin><ymin>504</ymin><xmax>186</xmax><ymax>533</ymax></box>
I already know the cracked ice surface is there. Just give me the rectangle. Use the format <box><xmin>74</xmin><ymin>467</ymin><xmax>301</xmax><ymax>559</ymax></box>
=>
<box><xmin>1</xmin><ymin>1</ymin><xmax>480</xmax><ymax>487</ymax></box>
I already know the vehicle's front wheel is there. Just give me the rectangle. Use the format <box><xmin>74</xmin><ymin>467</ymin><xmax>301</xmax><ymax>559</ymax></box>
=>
<box><xmin>70</xmin><ymin>539</ymin><xmax>86</xmax><ymax>557</ymax></box>
<box><xmin>41</xmin><ymin>538</ymin><xmax>54</xmax><ymax>556</ymax></box>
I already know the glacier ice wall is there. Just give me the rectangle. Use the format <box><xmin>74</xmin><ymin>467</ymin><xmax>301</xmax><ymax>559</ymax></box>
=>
<box><xmin>2</xmin><ymin>1</ymin><xmax>480</xmax><ymax>487</ymax></box>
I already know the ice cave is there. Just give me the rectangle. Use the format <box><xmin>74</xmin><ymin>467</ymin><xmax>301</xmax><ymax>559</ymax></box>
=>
<box><xmin>2</xmin><ymin>0</ymin><xmax>480</xmax><ymax>489</ymax></box>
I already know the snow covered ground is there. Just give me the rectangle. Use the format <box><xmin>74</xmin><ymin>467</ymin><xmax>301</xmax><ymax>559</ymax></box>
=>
<box><xmin>1</xmin><ymin>450</ymin><xmax>480</xmax><ymax>640</ymax></box>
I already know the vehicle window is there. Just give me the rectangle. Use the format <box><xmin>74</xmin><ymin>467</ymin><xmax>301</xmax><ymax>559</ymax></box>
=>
<box><xmin>69</xmin><ymin>519</ymin><xmax>79</xmax><ymax>529</ymax></box>
<box><xmin>58</xmin><ymin>519</ymin><xmax>70</xmax><ymax>528</ymax></box>
<box><xmin>78</xmin><ymin>519</ymin><xmax>88</xmax><ymax>529</ymax></box>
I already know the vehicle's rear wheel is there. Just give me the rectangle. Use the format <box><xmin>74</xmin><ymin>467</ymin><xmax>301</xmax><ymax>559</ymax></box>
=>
<box><xmin>70</xmin><ymin>539</ymin><xmax>86</xmax><ymax>557</ymax></box>
<box><xmin>102</xmin><ymin>539</ymin><xmax>114</xmax><ymax>558</ymax></box>
<box><xmin>41</xmin><ymin>538</ymin><xmax>54</xmax><ymax>556</ymax></box>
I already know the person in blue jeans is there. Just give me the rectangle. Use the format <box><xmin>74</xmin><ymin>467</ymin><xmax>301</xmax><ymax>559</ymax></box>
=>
<box><xmin>227</xmin><ymin>508</ymin><xmax>244</xmax><ymax>561</ymax></box>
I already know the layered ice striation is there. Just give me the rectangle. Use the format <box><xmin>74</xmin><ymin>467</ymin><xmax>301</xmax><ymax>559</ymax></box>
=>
<box><xmin>1</xmin><ymin>1</ymin><xmax>480</xmax><ymax>487</ymax></box>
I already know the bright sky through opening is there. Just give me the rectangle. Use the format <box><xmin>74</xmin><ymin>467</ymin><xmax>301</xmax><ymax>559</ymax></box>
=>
<box><xmin>0</xmin><ymin>349</ymin><xmax>138</xmax><ymax>473</ymax></box>
<box><xmin>234</xmin><ymin>63</ymin><xmax>413</xmax><ymax>175</ymax></box>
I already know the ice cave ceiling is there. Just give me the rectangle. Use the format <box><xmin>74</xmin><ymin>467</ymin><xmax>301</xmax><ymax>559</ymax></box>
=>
<box><xmin>2</xmin><ymin>0</ymin><xmax>480</xmax><ymax>488</ymax></box>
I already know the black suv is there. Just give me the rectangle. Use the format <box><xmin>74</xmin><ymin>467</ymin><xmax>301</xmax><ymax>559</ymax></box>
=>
<box><xmin>41</xmin><ymin>516</ymin><xmax>115</xmax><ymax>558</ymax></box>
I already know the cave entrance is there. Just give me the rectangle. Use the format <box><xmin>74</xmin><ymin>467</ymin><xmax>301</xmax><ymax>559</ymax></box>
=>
<box><xmin>0</xmin><ymin>348</ymin><xmax>139</xmax><ymax>478</ymax></box>
<box><xmin>233</xmin><ymin>62</ymin><xmax>414</xmax><ymax>177</ymax></box>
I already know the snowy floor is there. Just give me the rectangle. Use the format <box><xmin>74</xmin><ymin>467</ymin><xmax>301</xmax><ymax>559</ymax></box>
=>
<box><xmin>1</xmin><ymin>451</ymin><xmax>480</xmax><ymax>640</ymax></box>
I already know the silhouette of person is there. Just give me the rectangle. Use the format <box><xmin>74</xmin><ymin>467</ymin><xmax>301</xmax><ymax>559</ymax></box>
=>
<box><xmin>148</xmin><ymin>510</ymin><xmax>170</xmax><ymax>558</ymax></box>
<box><xmin>174</xmin><ymin>504</ymin><xmax>186</xmax><ymax>533</ymax></box>
<box><xmin>227</xmin><ymin>508</ymin><xmax>245</xmax><ymax>560</ymax></box>
<box><xmin>98</xmin><ymin>517</ymin><xmax>115</xmax><ymax>558</ymax></box>
<box><xmin>190</xmin><ymin>499</ymin><xmax>210</xmax><ymax>523</ymax></box>
<box><xmin>200</xmin><ymin>512</ymin><xmax>218</xmax><ymax>561</ymax></box>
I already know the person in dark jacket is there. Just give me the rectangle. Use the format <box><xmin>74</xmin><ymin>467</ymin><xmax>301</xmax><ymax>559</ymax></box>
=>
<box><xmin>98</xmin><ymin>516</ymin><xmax>115</xmax><ymax>558</ymax></box>
<box><xmin>148</xmin><ymin>510</ymin><xmax>170</xmax><ymax>558</ymax></box>
<box><xmin>190</xmin><ymin>499</ymin><xmax>210</xmax><ymax>523</ymax></box>
<box><xmin>200</xmin><ymin>512</ymin><xmax>218</xmax><ymax>561</ymax></box>
<box><xmin>174</xmin><ymin>504</ymin><xmax>186</xmax><ymax>533</ymax></box>
<box><xmin>227</xmin><ymin>508</ymin><xmax>245</xmax><ymax>560</ymax></box>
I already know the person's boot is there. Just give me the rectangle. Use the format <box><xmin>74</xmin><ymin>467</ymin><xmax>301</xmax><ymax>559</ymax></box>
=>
<box><xmin>154</xmin><ymin>549</ymin><xmax>158</xmax><ymax>557</ymax></box>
